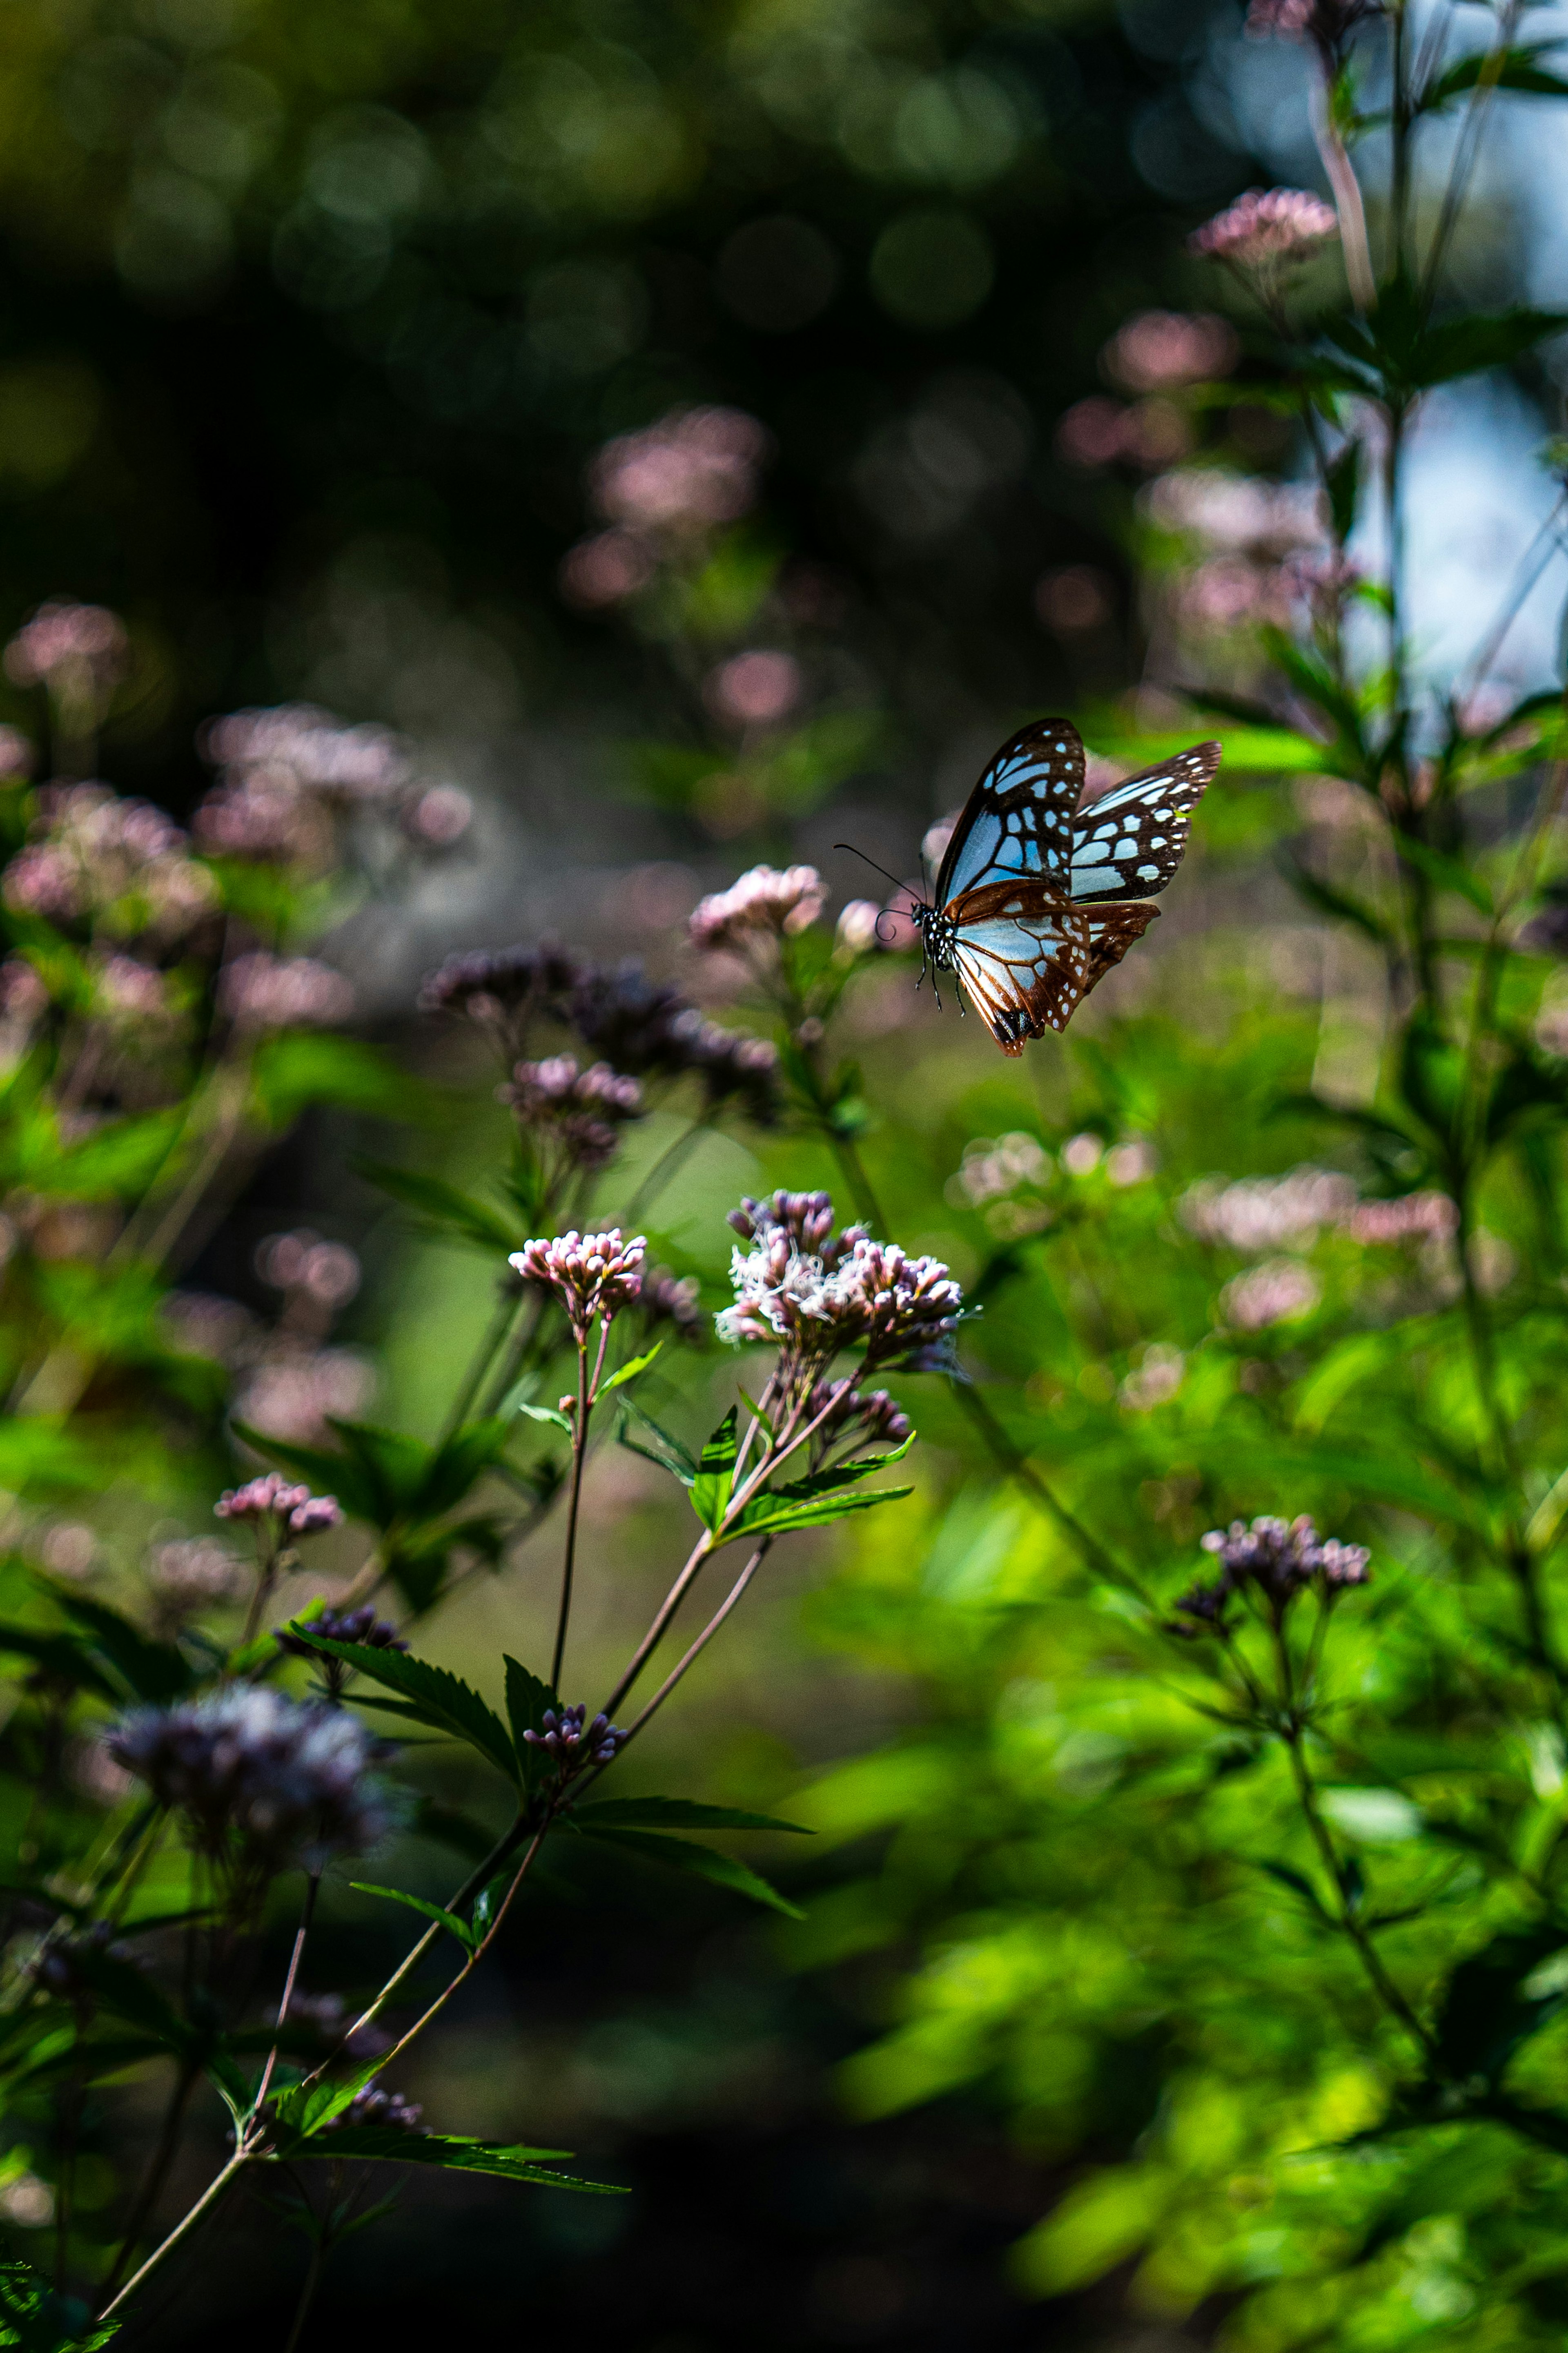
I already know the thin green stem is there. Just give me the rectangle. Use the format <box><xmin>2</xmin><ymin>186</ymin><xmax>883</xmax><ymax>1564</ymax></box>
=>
<box><xmin>96</xmin><ymin>2150</ymin><xmax>247</xmax><ymax>2322</ymax></box>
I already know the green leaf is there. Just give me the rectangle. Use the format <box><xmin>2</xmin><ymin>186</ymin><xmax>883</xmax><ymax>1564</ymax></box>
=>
<box><xmin>1421</xmin><ymin>41</ymin><xmax>1568</xmax><ymax>112</ymax></box>
<box><xmin>52</xmin><ymin>1593</ymin><xmax>193</xmax><ymax>1704</ymax></box>
<box><xmin>1322</xmin><ymin>297</ymin><xmax>1568</xmax><ymax>397</ymax></box>
<box><xmin>418</xmin><ymin>1418</ymin><xmax>510</xmax><ymax>1517</ymax></box>
<box><xmin>618</xmin><ymin>1398</ymin><xmax>697</xmax><ymax>1482</ymax></box>
<box><xmin>1254</xmin><ymin>1858</ymin><xmax>1334</xmax><ymax>1923</ymax></box>
<box><xmin>503</xmin><ymin>1653</ymin><xmax>559</xmax><ymax>1788</ymax></box>
<box><xmin>1395</xmin><ymin>834</ymin><xmax>1494</xmax><ymax>915</ymax></box>
<box><xmin>250</xmin><ymin>1032</ymin><xmax>419</xmax><ymax>1129</ymax></box>
<box><xmin>0</xmin><ymin>1623</ymin><xmax>120</xmax><ymax>1700</ymax></box>
<box><xmin>277</xmin><ymin>2128</ymin><xmax>624</xmax><ymax>2190</ymax></box>
<box><xmin>286</xmin><ymin>1632</ymin><xmax>519</xmax><ymax>1785</ymax></box>
<box><xmin>271</xmin><ymin>2055</ymin><xmax>384</xmax><ymax>2137</ymax></box>
<box><xmin>516</xmin><ymin>1402</ymin><xmax>573</xmax><ymax>1432</ymax></box>
<box><xmin>574</xmin><ymin>1824</ymin><xmax>804</xmax><ymax>1917</ymax></box>
<box><xmin>690</xmin><ymin>1407</ymin><xmax>739</xmax><ymax>1531</ymax></box>
<box><xmin>573</xmin><ymin>1796</ymin><xmax>811</xmax><ymax>1835</ymax></box>
<box><xmin>37</xmin><ymin>1111</ymin><xmax>183</xmax><ymax>1203</ymax></box>
<box><xmin>354</xmin><ymin>1160</ymin><xmax>522</xmax><ymax>1253</ymax></box>
<box><xmin>1430</xmin><ymin>1925</ymin><xmax>1568</xmax><ymax>2091</ymax></box>
<box><xmin>229</xmin><ymin>1423</ymin><xmax>381</xmax><ymax>1524</ymax></box>
<box><xmin>0</xmin><ymin>2256</ymin><xmax>120</xmax><ymax>2349</ymax></box>
<box><xmin>600</xmin><ymin>1343</ymin><xmax>662</xmax><ymax>1396</ymax></box>
<box><xmin>350</xmin><ymin>1881</ymin><xmax>478</xmax><ymax>1954</ymax></box>
<box><xmin>326</xmin><ymin>1420</ymin><xmax>436</xmax><ymax>1526</ymax></box>
<box><xmin>724</xmin><ymin>1484</ymin><xmax>914</xmax><ymax>1547</ymax></box>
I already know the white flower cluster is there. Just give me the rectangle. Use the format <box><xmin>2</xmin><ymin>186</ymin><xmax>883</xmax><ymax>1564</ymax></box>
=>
<box><xmin>717</xmin><ymin>1193</ymin><xmax>964</xmax><ymax>1376</ymax></box>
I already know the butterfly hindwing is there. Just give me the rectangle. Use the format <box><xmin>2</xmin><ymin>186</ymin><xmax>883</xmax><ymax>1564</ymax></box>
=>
<box><xmin>1081</xmin><ymin>903</ymin><xmax>1158</xmax><ymax>997</ymax></box>
<box><xmin>935</xmin><ymin>719</ymin><xmax>1084</xmax><ymax>906</ymax></box>
<box><xmin>947</xmin><ymin>881</ymin><xmax>1093</xmax><ymax>1057</ymax></box>
<box><xmin>1068</xmin><ymin>739</ymin><xmax>1221</xmax><ymax>906</ymax></box>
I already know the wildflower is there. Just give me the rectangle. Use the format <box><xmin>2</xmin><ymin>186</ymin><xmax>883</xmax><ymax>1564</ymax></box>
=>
<box><xmin>511</xmin><ymin>1230</ymin><xmax>646</xmax><ymax>1340</ymax></box>
<box><xmin>1221</xmin><ymin>1259</ymin><xmax>1322</xmax><ymax>1330</ymax></box>
<box><xmin>688</xmin><ymin>865</ymin><xmax>827</xmax><ymax>954</ymax></box>
<box><xmin>192</xmin><ymin>770</ymin><xmax>325</xmax><ymax>865</ymax></box>
<box><xmin>323</xmin><ymin>2083</ymin><xmax>426</xmax><ymax>2134</ymax></box>
<box><xmin>502</xmin><ymin>1054</ymin><xmax>644</xmax><ymax>1172</ymax></box>
<box><xmin>4</xmin><ymin>600</ymin><xmax>127</xmax><ymax>700</ymax></box>
<box><xmin>220</xmin><ymin>953</ymin><xmax>354</xmax><ymax>1031</ymax></box>
<box><xmin>404</xmin><ymin>785</ymin><xmax>472</xmax><ymax>846</ymax></box>
<box><xmin>1245</xmin><ymin>0</ymin><xmax>1382</xmax><ymax>60</ymax></box>
<box><xmin>639</xmin><ymin>1268</ymin><xmax>705</xmax><ymax>1340</ymax></box>
<box><xmin>1183</xmin><ymin>1166</ymin><xmax>1357</xmax><ymax>1252</ymax></box>
<box><xmin>1203</xmin><ymin>1513</ymin><xmax>1370</xmax><ymax>1599</ymax></box>
<box><xmin>200</xmin><ymin>705</ymin><xmax>410</xmax><ymax>801</ymax></box>
<box><xmin>522</xmin><ymin>1703</ymin><xmax>625</xmax><ymax>1772</ymax></box>
<box><xmin>257</xmin><ymin>1232</ymin><xmax>362</xmax><ymax>1309</ymax></box>
<box><xmin>418</xmin><ymin>943</ymin><xmax>584</xmax><ymax>1055</ymax></box>
<box><xmin>1345</xmin><ymin>1193</ymin><xmax>1457</xmax><ymax>1245</ymax></box>
<box><xmin>806</xmin><ymin>1379</ymin><xmax>912</xmax><ymax>1448</ymax></box>
<box><xmin>1103</xmin><ymin>310</ymin><xmax>1240</xmax><ymax>393</ymax></box>
<box><xmin>216</xmin><ymin>1474</ymin><xmax>344</xmax><ymax>1536</ymax></box>
<box><xmin>91</xmin><ymin>954</ymin><xmax>180</xmax><ymax>1044</ymax></box>
<box><xmin>717</xmin><ymin>1194</ymin><xmax>964</xmax><ymax>1380</ymax></box>
<box><xmin>232</xmin><ymin>1345</ymin><xmax>374</xmax><ymax>1443</ymax></box>
<box><xmin>559</xmin><ymin>529</ymin><xmax>657</xmax><ymax>609</ymax></box>
<box><xmin>110</xmin><ymin>1686</ymin><xmax>394</xmax><ymax>1869</ymax></box>
<box><xmin>704</xmin><ymin>650</ymin><xmax>803</xmax><ymax>729</ymax></box>
<box><xmin>1190</xmin><ymin>189</ymin><xmax>1341</xmax><ymax>283</ymax></box>
<box><xmin>590</xmin><ymin>406</ymin><xmax>770</xmax><ymax>537</ymax></box>
<box><xmin>835</xmin><ymin>901</ymin><xmax>886</xmax><ymax>955</ymax></box>
<box><xmin>276</xmin><ymin>1605</ymin><xmax>406</xmax><ymax>1656</ymax></box>
<box><xmin>729</xmin><ymin>1190</ymin><xmax>866</xmax><ymax>1265</ymax></box>
<box><xmin>145</xmin><ymin>1538</ymin><xmax>247</xmax><ymax>1628</ymax></box>
<box><xmin>3</xmin><ymin>784</ymin><xmax>214</xmax><ymax>943</ymax></box>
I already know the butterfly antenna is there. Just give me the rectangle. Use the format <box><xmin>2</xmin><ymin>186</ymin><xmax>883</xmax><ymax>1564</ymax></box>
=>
<box><xmin>834</xmin><ymin>842</ymin><xmax>917</xmax><ymax>900</ymax></box>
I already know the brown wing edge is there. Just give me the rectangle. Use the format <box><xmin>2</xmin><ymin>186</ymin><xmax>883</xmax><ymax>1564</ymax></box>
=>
<box><xmin>949</xmin><ymin>881</ymin><xmax>1094</xmax><ymax>1055</ymax></box>
<box><xmin>1081</xmin><ymin>903</ymin><xmax>1158</xmax><ymax>997</ymax></box>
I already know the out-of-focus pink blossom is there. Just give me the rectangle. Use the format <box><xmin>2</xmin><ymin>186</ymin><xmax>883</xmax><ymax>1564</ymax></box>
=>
<box><xmin>1056</xmin><ymin>397</ymin><xmax>1132</xmax><ymax>469</ymax></box>
<box><xmin>689</xmin><ymin>864</ymin><xmax>826</xmax><ymax>952</ymax></box>
<box><xmin>1104</xmin><ymin>312</ymin><xmax>1240</xmax><ymax>393</ymax></box>
<box><xmin>405</xmin><ymin>785</ymin><xmax>472</xmax><ymax>846</ymax></box>
<box><xmin>3</xmin><ymin>785</ymin><xmax>214</xmax><ymax>942</ymax></box>
<box><xmin>590</xmin><ymin>407</ymin><xmax>771</xmax><ymax>536</ymax></box>
<box><xmin>704</xmin><ymin>650</ymin><xmax>803</xmax><ymax>730</ymax></box>
<box><xmin>835</xmin><ymin>901</ymin><xmax>885</xmax><ymax>955</ymax></box>
<box><xmin>202</xmin><ymin>706</ymin><xmax>409</xmax><ymax>800</ymax></box>
<box><xmin>1120</xmin><ymin>1344</ymin><xmax>1185</xmax><ymax>1412</ymax></box>
<box><xmin>256</xmin><ymin>1232</ymin><xmax>362</xmax><ymax>1308</ymax></box>
<box><xmin>92</xmin><ymin>954</ymin><xmax>180</xmax><ymax>1040</ymax></box>
<box><xmin>1036</xmin><ymin>567</ymin><xmax>1113</xmax><ymax>634</ymax></box>
<box><xmin>1345</xmin><ymin>1192</ymin><xmax>1458</xmax><ymax>1245</ymax></box>
<box><xmin>1246</xmin><ymin>0</ymin><xmax>1382</xmax><ymax>50</ymax></box>
<box><xmin>0</xmin><ymin>959</ymin><xmax>49</xmax><ymax>1026</ymax></box>
<box><xmin>1221</xmin><ymin>1258</ymin><xmax>1322</xmax><ymax>1329</ymax></box>
<box><xmin>232</xmin><ymin>1345</ymin><xmax>374</xmax><ymax>1442</ymax></box>
<box><xmin>0</xmin><ymin>728</ymin><xmax>33</xmax><ymax>776</ymax></box>
<box><xmin>1144</xmin><ymin>468</ymin><xmax>1325</xmax><ymax>555</ymax></box>
<box><xmin>147</xmin><ymin>1537</ymin><xmax>246</xmax><ymax>1613</ymax></box>
<box><xmin>4</xmin><ymin>601</ymin><xmax>127</xmax><ymax>698</ymax></box>
<box><xmin>216</xmin><ymin>1472</ymin><xmax>343</xmax><ymax>1534</ymax></box>
<box><xmin>559</xmin><ymin>530</ymin><xmax>656</xmax><ymax>609</ymax></box>
<box><xmin>1190</xmin><ymin>188</ymin><xmax>1340</xmax><ymax>278</ymax></box>
<box><xmin>1184</xmin><ymin>1166</ymin><xmax>1357</xmax><ymax>1251</ymax></box>
<box><xmin>220</xmin><ymin>953</ymin><xmax>353</xmax><ymax>1031</ymax></box>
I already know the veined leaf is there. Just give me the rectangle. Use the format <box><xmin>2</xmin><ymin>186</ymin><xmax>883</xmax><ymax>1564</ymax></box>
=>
<box><xmin>276</xmin><ymin>2127</ymin><xmax>623</xmax><ymax>2190</ymax></box>
<box><xmin>600</xmin><ymin>1343</ymin><xmax>662</xmax><ymax>1397</ymax></box>
<box><xmin>572</xmin><ymin>1796</ymin><xmax>811</xmax><ymax>1835</ymax></box>
<box><xmin>271</xmin><ymin>2054</ymin><xmax>385</xmax><ymax>2137</ymax></box>
<box><xmin>690</xmin><ymin>1407</ymin><xmax>739</xmax><ymax>1531</ymax></box>
<box><xmin>723</xmin><ymin>1484</ymin><xmax>913</xmax><ymax>1546</ymax></box>
<box><xmin>419</xmin><ymin>1418</ymin><xmax>510</xmax><ymax>1517</ymax></box>
<box><xmin>0</xmin><ymin>2255</ymin><xmax>121</xmax><ymax>2349</ymax></box>
<box><xmin>230</xmin><ymin>1422</ymin><xmax>381</xmax><ymax>1524</ymax></box>
<box><xmin>286</xmin><ymin>1631</ymin><xmax>519</xmax><ymax>1785</ymax></box>
<box><xmin>516</xmin><ymin>1402</ymin><xmax>573</xmax><ymax>1432</ymax></box>
<box><xmin>350</xmin><ymin>1882</ymin><xmax>478</xmax><ymax>1953</ymax></box>
<box><xmin>575</xmin><ymin>1823</ymin><xmax>804</xmax><ymax>1917</ymax></box>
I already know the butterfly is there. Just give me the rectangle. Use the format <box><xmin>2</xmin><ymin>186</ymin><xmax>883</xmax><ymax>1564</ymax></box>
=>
<box><xmin>845</xmin><ymin>718</ymin><xmax>1221</xmax><ymax>1057</ymax></box>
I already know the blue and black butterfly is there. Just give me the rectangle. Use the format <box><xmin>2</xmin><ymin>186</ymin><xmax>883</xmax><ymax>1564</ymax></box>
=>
<box><xmin>850</xmin><ymin>718</ymin><xmax>1221</xmax><ymax>1057</ymax></box>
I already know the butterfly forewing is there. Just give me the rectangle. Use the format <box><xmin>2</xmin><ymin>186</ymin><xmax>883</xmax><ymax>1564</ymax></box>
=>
<box><xmin>935</xmin><ymin>718</ymin><xmax>1084</xmax><ymax>907</ymax></box>
<box><xmin>947</xmin><ymin>881</ymin><xmax>1093</xmax><ymax>1056</ymax></box>
<box><xmin>1068</xmin><ymin>740</ymin><xmax>1221</xmax><ymax>906</ymax></box>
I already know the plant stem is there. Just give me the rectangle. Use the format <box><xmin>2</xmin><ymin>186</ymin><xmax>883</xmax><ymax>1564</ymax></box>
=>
<box><xmin>611</xmin><ymin>1543</ymin><xmax>772</xmax><ymax>1752</ymax></box>
<box><xmin>1283</xmin><ymin>1722</ymin><xmax>1434</xmax><ymax>2058</ymax></box>
<box><xmin>282</xmin><ymin>2233</ymin><xmax>327</xmax><ymax>2353</ymax></box>
<box><xmin>96</xmin><ymin>2150</ymin><xmax>248</xmax><ymax>2322</ymax></box>
<box><xmin>551</xmin><ymin>1327</ymin><xmax>601</xmax><ymax>1691</ymax></box>
<box><xmin>98</xmin><ymin>2060</ymin><xmax>200</xmax><ymax>2306</ymax></box>
<box><xmin>251</xmin><ymin>1875</ymin><xmax>320</xmax><ymax>2121</ymax></box>
<box><xmin>440</xmin><ymin>1280</ymin><xmax>521</xmax><ymax>1444</ymax></box>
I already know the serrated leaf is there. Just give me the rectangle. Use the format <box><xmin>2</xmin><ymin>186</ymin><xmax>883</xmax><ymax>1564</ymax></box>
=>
<box><xmin>271</xmin><ymin>2054</ymin><xmax>385</xmax><ymax>2137</ymax></box>
<box><xmin>575</xmin><ymin>1823</ymin><xmax>804</xmax><ymax>1917</ymax></box>
<box><xmin>277</xmin><ymin>2128</ymin><xmax>622</xmax><ymax>2190</ymax></box>
<box><xmin>0</xmin><ymin>2255</ymin><xmax>120</xmax><ymax>2349</ymax></box>
<box><xmin>503</xmin><ymin>1653</ymin><xmax>559</xmax><ymax>1789</ymax></box>
<box><xmin>285</xmin><ymin>1631</ymin><xmax>519</xmax><ymax>1785</ymax></box>
<box><xmin>723</xmin><ymin>1483</ymin><xmax>913</xmax><ymax>1546</ymax></box>
<box><xmin>572</xmin><ymin>1796</ymin><xmax>811</xmax><ymax>1835</ymax></box>
<box><xmin>419</xmin><ymin>1418</ymin><xmax>510</xmax><ymax>1517</ymax></box>
<box><xmin>691</xmin><ymin>1407</ymin><xmax>739</xmax><ymax>1531</ymax></box>
<box><xmin>351</xmin><ymin>1881</ymin><xmax>478</xmax><ymax>1953</ymax></box>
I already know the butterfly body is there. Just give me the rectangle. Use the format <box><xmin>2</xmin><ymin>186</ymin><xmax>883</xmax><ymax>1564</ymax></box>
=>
<box><xmin>905</xmin><ymin>718</ymin><xmax>1220</xmax><ymax>1056</ymax></box>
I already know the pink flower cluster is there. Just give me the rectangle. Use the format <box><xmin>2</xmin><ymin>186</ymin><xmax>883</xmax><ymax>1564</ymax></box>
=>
<box><xmin>688</xmin><ymin>864</ymin><xmax>826</xmax><ymax>953</ymax></box>
<box><xmin>1190</xmin><ymin>188</ymin><xmax>1340</xmax><ymax>277</ymax></box>
<box><xmin>703</xmin><ymin>650</ymin><xmax>803</xmax><ymax>730</ymax></box>
<box><xmin>220</xmin><ymin>952</ymin><xmax>354</xmax><ymax>1031</ymax></box>
<box><xmin>4</xmin><ymin>601</ymin><xmax>127</xmax><ymax>697</ymax></box>
<box><xmin>561</xmin><ymin>405</ymin><xmax>771</xmax><ymax>611</ymax></box>
<box><xmin>502</xmin><ymin>1055</ymin><xmax>644</xmax><ymax>1173</ymax></box>
<box><xmin>216</xmin><ymin>1474</ymin><xmax>343</xmax><ymax>1535</ymax></box>
<box><xmin>511</xmin><ymin>1229</ymin><xmax>647</xmax><ymax>1338</ymax></box>
<box><xmin>717</xmin><ymin>1193</ymin><xmax>964</xmax><ymax>1376</ymax></box>
<box><xmin>4</xmin><ymin>785</ymin><xmax>214</xmax><ymax>942</ymax></box>
<box><xmin>1344</xmin><ymin>1192</ymin><xmax>1458</xmax><ymax>1245</ymax></box>
<box><xmin>193</xmin><ymin>704</ymin><xmax>467</xmax><ymax>871</ymax></box>
<box><xmin>1103</xmin><ymin>311</ymin><xmax>1239</xmax><ymax>394</ymax></box>
<box><xmin>1245</xmin><ymin>0</ymin><xmax>1381</xmax><ymax>48</ymax></box>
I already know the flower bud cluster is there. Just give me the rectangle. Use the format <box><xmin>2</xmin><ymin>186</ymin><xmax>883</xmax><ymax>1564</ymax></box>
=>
<box><xmin>639</xmin><ymin>1268</ymin><xmax>704</xmax><ymax>1340</ymax></box>
<box><xmin>688</xmin><ymin>864</ymin><xmax>826</xmax><ymax>954</ymax></box>
<box><xmin>3</xmin><ymin>785</ymin><xmax>214</xmax><ymax>945</ymax></box>
<box><xmin>807</xmin><ymin>1379</ymin><xmax>911</xmax><ymax>1448</ymax></box>
<box><xmin>216</xmin><ymin>1475</ymin><xmax>343</xmax><ymax>1536</ymax></box>
<box><xmin>194</xmin><ymin>703</ymin><xmax>464</xmax><ymax>872</ymax></box>
<box><xmin>522</xmin><ymin>1704</ymin><xmax>625</xmax><ymax>1772</ymax></box>
<box><xmin>1189</xmin><ymin>189</ymin><xmax>1340</xmax><ymax>279</ymax></box>
<box><xmin>110</xmin><ymin>1687</ymin><xmax>393</xmax><ymax>1869</ymax></box>
<box><xmin>324</xmin><ymin>2082</ymin><xmax>426</xmax><ymax>2134</ymax></box>
<box><xmin>717</xmin><ymin>1193</ymin><xmax>964</xmax><ymax>1379</ymax></box>
<box><xmin>501</xmin><ymin>1054</ymin><xmax>644</xmax><ymax>1171</ymax></box>
<box><xmin>275</xmin><ymin>1606</ymin><xmax>407</xmax><ymax>1661</ymax></box>
<box><xmin>1174</xmin><ymin>1513</ymin><xmax>1371</xmax><ymax>1632</ymax></box>
<box><xmin>511</xmin><ymin>1230</ymin><xmax>646</xmax><ymax>1340</ymax></box>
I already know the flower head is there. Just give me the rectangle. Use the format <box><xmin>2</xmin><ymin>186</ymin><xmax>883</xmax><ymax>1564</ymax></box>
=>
<box><xmin>806</xmin><ymin>1379</ymin><xmax>911</xmax><ymax>1448</ymax></box>
<box><xmin>1246</xmin><ymin>0</ymin><xmax>1382</xmax><ymax>60</ymax></box>
<box><xmin>220</xmin><ymin>953</ymin><xmax>354</xmax><ymax>1032</ymax></box>
<box><xmin>1190</xmin><ymin>188</ymin><xmax>1340</xmax><ymax>283</ymax></box>
<box><xmin>5</xmin><ymin>601</ymin><xmax>127</xmax><ymax>700</ymax></box>
<box><xmin>511</xmin><ymin>1230</ymin><xmax>646</xmax><ymax>1340</ymax></box>
<box><xmin>639</xmin><ymin>1267</ymin><xmax>705</xmax><ymax>1340</ymax></box>
<box><xmin>502</xmin><ymin>1054</ymin><xmax>644</xmax><ymax>1171</ymax></box>
<box><xmin>717</xmin><ymin>1194</ymin><xmax>964</xmax><ymax>1381</ymax></box>
<box><xmin>590</xmin><ymin>405</ymin><xmax>770</xmax><ymax>537</ymax></box>
<box><xmin>688</xmin><ymin>865</ymin><xmax>827</xmax><ymax>954</ymax></box>
<box><xmin>110</xmin><ymin>1687</ymin><xmax>394</xmax><ymax>1869</ymax></box>
<box><xmin>522</xmin><ymin>1703</ymin><xmax>626</xmax><ymax>1775</ymax></box>
<box><xmin>216</xmin><ymin>1474</ymin><xmax>343</xmax><ymax>1536</ymax></box>
<box><xmin>4</xmin><ymin>785</ymin><xmax>214</xmax><ymax>944</ymax></box>
<box><xmin>1176</xmin><ymin>1513</ymin><xmax>1370</xmax><ymax>1629</ymax></box>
